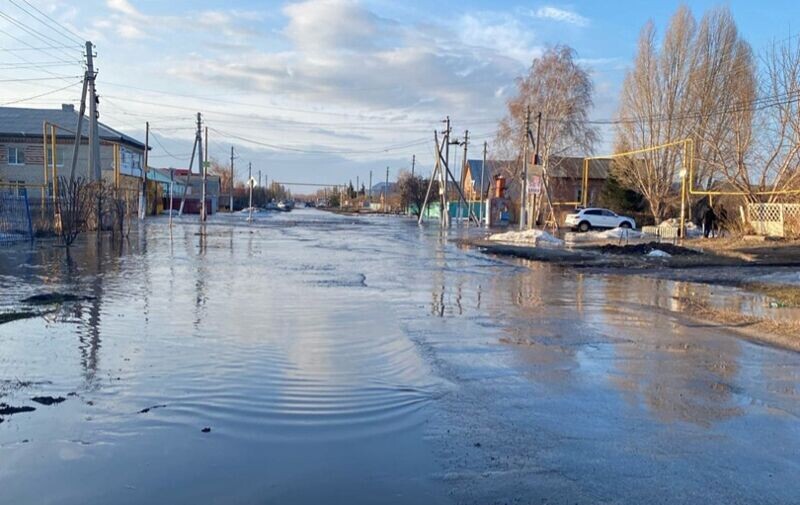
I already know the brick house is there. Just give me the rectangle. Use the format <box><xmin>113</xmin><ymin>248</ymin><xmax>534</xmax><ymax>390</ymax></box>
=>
<box><xmin>0</xmin><ymin>104</ymin><xmax>146</xmax><ymax>197</ymax></box>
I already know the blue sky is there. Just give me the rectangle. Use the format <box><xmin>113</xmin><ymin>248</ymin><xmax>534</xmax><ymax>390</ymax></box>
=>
<box><xmin>1</xmin><ymin>0</ymin><xmax>798</xmax><ymax>190</ymax></box>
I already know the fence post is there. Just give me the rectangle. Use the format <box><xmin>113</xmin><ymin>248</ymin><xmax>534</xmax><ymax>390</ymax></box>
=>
<box><xmin>780</xmin><ymin>204</ymin><xmax>786</xmax><ymax>238</ymax></box>
<box><xmin>23</xmin><ymin>188</ymin><xmax>34</xmax><ymax>242</ymax></box>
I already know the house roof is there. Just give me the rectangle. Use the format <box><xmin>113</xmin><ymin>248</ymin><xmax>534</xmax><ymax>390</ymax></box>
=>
<box><xmin>0</xmin><ymin>104</ymin><xmax>146</xmax><ymax>150</ymax></box>
<box><xmin>547</xmin><ymin>156</ymin><xmax>609</xmax><ymax>179</ymax></box>
<box><xmin>465</xmin><ymin>159</ymin><xmax>515</xmax><ymax>188</ymax></box>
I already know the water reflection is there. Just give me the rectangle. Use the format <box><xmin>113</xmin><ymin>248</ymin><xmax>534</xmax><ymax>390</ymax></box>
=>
<box><xmin>1</xmin><ymin>211</ymin><xmax>799</xmax><ymax>504</ymax></box>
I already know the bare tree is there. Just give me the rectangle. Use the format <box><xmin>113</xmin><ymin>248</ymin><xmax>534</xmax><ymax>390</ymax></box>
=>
<box><xmin>614</xmin><ymin>8</ymin><xmax>697</xmax><ymax>221</ymax></box>
<box><xmin>689</xmin><ymin>7</ymin><xmax>756</xmax><ymax>191</ymax></box>
<box><xmin>496</xmin><ymin>45</ymin><xmax>597</xmax><ymax>186</ymax></box>
<box><xmin>751</xmin><ymin>38</ymin><xmax>800</xmax><ymax>201</ymax></box>
<box><xmin>57</xmin><ymin>176</ymin><xmax>92</xmax><ymax>247</ymax></box>
<box><xmin>397</xmin><ymin>170</ymin><xmax>438</xmax><ymax>217</ymax></box>
<box><xmin>208</xmin><ymin>158</ymin><xmax>232</xmax><ymax>196</ymax></box>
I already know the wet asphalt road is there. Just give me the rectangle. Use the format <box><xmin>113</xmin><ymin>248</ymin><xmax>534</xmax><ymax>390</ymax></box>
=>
<box><xmin>1</xmin><ymin>209</ymin><xmax>798</xmax><ymax>504</ymax></box>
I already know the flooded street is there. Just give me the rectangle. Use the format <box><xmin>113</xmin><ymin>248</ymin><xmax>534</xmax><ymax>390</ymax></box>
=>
<box><xmin>1</xmin><ymin>209</ymin><xmax>799</xmax><ymax>504</ymax></box>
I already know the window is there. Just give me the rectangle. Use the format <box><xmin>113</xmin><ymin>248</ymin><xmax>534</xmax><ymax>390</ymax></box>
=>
<box><xmin>584</xmin><ymin>209</ymin><xmax>601</xmax><ymax>216</ymax></box>
<box><xmin>8</xmin><ymin>147</ymin><xmax>25</xmax><ymax>165</ymax></box>
<box><xmin>46</xmin><ymin>146</ymin><xmax>67</xmax><ymax>167</ymax></box>
<box><xmin>602</xmin><ymin>210</ymin><xmax>617</xmax><ymax>217</ymax></box>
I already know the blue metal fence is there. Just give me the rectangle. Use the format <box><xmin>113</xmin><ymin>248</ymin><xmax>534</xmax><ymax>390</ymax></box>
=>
<box><xmin>0</xmin><ymin>188</ymin><xmax>33</xmax><ymax>244</ymax></box>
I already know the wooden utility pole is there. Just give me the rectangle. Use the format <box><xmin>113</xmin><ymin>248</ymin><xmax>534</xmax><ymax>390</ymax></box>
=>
<box><xmin>520</xmin><ymin>106</ymin><xmax>530</xmax><ymax>230</ymax></box>
<box><xmin>229</xmin><ymin>146</ymin><xmax>235</xmax><ymax>212</ymax></box>
<box><xmin>368</xmin><ymin>170</ymin><xmax>372</xmax><ymax>202</ymax></box>
<box><xmin>140</xmin><ymin>121</ymin><xmax>149</xmax><ymax>220</ymax></box>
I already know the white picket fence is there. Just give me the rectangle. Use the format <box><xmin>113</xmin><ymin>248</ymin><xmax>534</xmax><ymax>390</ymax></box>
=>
<box><xmin>748</xmin><ymin>203</ymin><xmax>800</xmax><ymax>237</ymax></box>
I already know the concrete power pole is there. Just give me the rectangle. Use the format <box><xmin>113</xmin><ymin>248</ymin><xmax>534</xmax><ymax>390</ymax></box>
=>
<box><xmin>68</xmin><ymin>46</ymin><xmax>89</xmax><ymax>181</ymax></box>
<box><xmin>384</xmin><ymin>166</ymin><xmax>389</xmax><ymax>212</ymax></box>
<box><xmin>480</xmin><ymin>141</ymin><xmax>488</xmax><ymax>227</ymax></box>
<box><xmin>459</xmin><ymin>130</ymin><xmax>468</xmax><ymax>224</ymax></box>
<box><xmin>519</xmin><ymin>106</ymin><xmax>530</xmax><ymax>231</ymax></box>
<box><xmin>368</xmin><ymin>170</ymin><xmax>372</xmax><ymax>202</ymax></box>
<box><xmin>411</xmin><ymin>154</ymin><xmax>416</xmax><ymax>177</ymax></box>
<box><xmin>442</xmin><ymin>116</ymin><xmax>451</xmax><ymax>227</ymax></box>
<box><xmin>229</xmin><ymin>146</ymin><xmax>234</xmax><ymax>212</ymax></box>
<box><xmin>86</xmin><ymin>41</ymin><xmax>100</xmax><ymax>183</ymax></box>
<box><xmin>140</xmin><ymin>121</ymin><xmax>149</xmax><ymax>220</ymax></box>
<box><xmin>197</xmin><ymin>113</ymin><xmax>206</xmax><ymax>222</ymax></box>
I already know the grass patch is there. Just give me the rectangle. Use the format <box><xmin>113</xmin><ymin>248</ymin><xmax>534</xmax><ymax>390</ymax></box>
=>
<box><xmin>744</xmin><ymin>283</ymin><xmax>800</xmax><ymax>307</ymax></box>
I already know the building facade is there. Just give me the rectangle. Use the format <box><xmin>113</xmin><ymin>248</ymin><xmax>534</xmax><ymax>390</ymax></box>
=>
<box><xmin>0</xmin><ymin>104</ymin><xmax>146</xmax><ymax>197</ymax></box>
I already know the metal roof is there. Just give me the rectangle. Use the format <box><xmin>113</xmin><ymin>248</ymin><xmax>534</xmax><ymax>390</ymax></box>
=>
<box><xmin>0</xmin><ymin>104</ymin><xmax>145</xmax><ymax>150</ymax></box>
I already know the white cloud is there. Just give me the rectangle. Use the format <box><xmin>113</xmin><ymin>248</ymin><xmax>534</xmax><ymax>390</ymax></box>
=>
<box><xmin>168</xmin><ymin>0</ymin><xmax>532</xmax><ymax>117</ymax></box>
<box><xmin>459</xmin><ymin>13</ymin><xmax>540</xmax><ymax>65</ymax></box>
<box><xmin>531</xmin><ymin>6</ymin><xmax>589</xmax><ymax>27</ymax></box>
<box><xmin>107</xmin><ymin>0</ymin><xmax>142</xmax><ymax>18</ymax></box>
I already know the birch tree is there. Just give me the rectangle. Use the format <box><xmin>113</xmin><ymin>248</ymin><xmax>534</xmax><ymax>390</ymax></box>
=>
<box><xmin>496</xmin><ymin>45</ymin><xmax>597</xmax><ymax>183</ymax></box>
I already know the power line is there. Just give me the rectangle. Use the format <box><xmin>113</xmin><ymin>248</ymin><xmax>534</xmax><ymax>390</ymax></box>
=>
<box><xmin>0</xmin><ymin>44</ymin><xmax>83</xmax><ymax>51</ymax></box>
<box><xmin>0</xmin><ymin>10</ymin><xmax>82</xmax><ymax>62</ymax></box>
<box><xmin>0</xmin><ymin>75</ymin><xmax>82</xmax><ymax>82</ymax></box>
<box><xmin>209</xmin><ymin>126</ymin><xmax>430</xmax><ymax>155</ymax></box>
<box><xmin>14</xmin><ymin>0</ymin><xmax>86</xmax><ymax>46</ymax></box>
<box><xmin>0</xmin><ymin>80</ymin><xmax>82</xmax><ymax>105</ymax></box>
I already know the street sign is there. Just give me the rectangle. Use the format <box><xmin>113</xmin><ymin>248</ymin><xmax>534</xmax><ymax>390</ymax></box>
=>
<box><xmin>529</xmin><ymin>175</ymin><xmax>542</xmax><ymax>195</ymax></box>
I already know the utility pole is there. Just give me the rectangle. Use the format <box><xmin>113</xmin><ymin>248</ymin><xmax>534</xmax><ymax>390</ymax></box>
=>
<box><xmin>86</xmin><ymin>41</ymin><xmax>100</xmax><ymax>183</ymax></box>
<box><xmin>230</xmin><ymin>146</ymin><xmax>234</xmax><ymax>212</ymax></box>
<box><xmin>532</xmin><ymin>112</ymin><xmax>542</xmax><ymax>228</ymax></box>
<box><xmin>140</xmin><ymin>121</ymin><xmax>149</xmax><ymax>220</ymax></box>
<box><xmin>384</xmin><ymin>166</ymin><xmax>389</xmax><ymax>212</ymax></box>
<box><xmin>460</xmin><ymin>130</ymin><xmax>468</xmax><ymax>224</ymax></box>
<box><xmin>368</xmin><ymin>170</ymin><xmax>372</xmax><ymax>202</ymax></box>
<box><xmin>520</xmin><ymin>106</ymin><xmax>530</xmax><ymax>231</ymax></box>
<box><xmin>197</xmin><ymin>113</ymin><xmax>207</xmax><ymax>222</ymax></box>
<box><xmin>443</xmin><ymin>116</ymin><xmax>451</xmax><ymax>227</ymax></box>
<box><xmin>480</xmin><ymin>141</ymin><xmax>487</xmax><ymax>227</ymax></box>
<box><xmin>411</xmin><ymin>154</ymin><xmax>416</xmax><ymax>177</ymax></box>
<box><xmin>247</xmin><ymin>162</ymin><xmax>253</xmax><ymax>221</ymax></box>
<box><xmin>68</xmin><ymin>51</ymin><xmax>89</xmax><ymax>181</ymax></box>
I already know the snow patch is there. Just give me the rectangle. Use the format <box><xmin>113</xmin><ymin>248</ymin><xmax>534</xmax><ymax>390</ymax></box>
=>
<box><xmin>595</xmin><ymin>227</ymin><xmax>644</xmax><ymax>239</ymax></box>
<box><xmin>489</xmin><ymin>229</ymin><xmax>564</xmax><ymax>246</ymax></box>
<box><xmin>647</xmin><ymin>249</ymin><xmax>672</xmax><ymax>258</ymax></box>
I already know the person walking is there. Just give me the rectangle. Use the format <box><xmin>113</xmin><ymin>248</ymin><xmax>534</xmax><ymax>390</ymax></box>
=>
<box><xmin>703</xmin><ymin>206</ymin><xmax>717</xmax><ymax>238</ymax></box>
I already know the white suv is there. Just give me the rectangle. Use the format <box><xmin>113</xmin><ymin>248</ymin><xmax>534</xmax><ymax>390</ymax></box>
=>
<box><xmin>565</xmin><ymin>208</ymin><xmax>636</xmax><ymax>232</ymax></box>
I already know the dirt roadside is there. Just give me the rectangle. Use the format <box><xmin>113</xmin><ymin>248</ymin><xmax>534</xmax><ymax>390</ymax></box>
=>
<box><xmin>462</xmin><ymin>237</ymin><xmax>800</xmax><ymax>352</ymax></box>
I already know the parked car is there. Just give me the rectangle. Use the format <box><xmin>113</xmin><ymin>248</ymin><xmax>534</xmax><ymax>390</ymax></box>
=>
<box><xmin>564</xmin><ymin>208</ymin><xmax>636</xmax><ymax>232</ymax></box>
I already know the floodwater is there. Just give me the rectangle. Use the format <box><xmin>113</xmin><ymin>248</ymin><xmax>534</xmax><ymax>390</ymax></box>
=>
<box><xmin>1</xmin><ymin>209</ymin><xmax>798</xmax><ymax>504</ymax></box>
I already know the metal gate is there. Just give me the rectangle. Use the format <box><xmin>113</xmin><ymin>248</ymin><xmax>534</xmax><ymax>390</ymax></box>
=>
<box><xmin>0</xmin><ymin>187</ymin><xmax>33</xmax><ymax>244</ymax></box>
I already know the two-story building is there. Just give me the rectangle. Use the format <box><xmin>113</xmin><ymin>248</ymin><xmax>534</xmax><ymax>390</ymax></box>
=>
<box><xmin>0</xmin><ymin>104</ymin><xmax>146</xmax><ymax>198</ymax></box>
